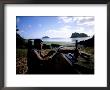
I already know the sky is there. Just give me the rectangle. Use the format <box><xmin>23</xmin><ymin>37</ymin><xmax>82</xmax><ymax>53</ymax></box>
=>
<box><xmin>16</xmin><ymin>16</ymin><xmax>94</xmax><ymax>39</ymax></box>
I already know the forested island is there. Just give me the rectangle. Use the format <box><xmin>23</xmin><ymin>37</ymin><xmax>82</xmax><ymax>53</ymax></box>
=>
<box><xmin>42</xmin><ymin>36</ymin><xmax>50</xmax><ymax>38</ymax></box>
<box><xmin>70</xmin><ymin>32</ymin><xmax>88</xmax><ymax>38</ymax></box>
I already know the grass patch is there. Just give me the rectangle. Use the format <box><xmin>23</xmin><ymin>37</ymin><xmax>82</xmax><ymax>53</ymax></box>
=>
<box><xmin>16</xmin><ymin>49</ymin><xmax>28</xmax><ymax>58</ymax></box>
<box><xmin>79</xmin><ymin>47</ymin><xmax>94</xmax><ymax>55</ymax></box>
<box><xmin>77</xmin><ymin>47</ymin><xmax>94</xmax><ymax>71</ymax></box>
<box><xmin>16</xmin><ymin>49</ymin><xmax>28</xmax><ymax>74</ymax></box>
<box><xmin>43</xmin><ymin>41</ymin><xmax>75</xmax><ymax>46</ymax></box>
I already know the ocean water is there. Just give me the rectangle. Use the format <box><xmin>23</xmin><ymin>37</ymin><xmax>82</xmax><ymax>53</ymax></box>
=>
<box><xmin>41</xmin><ymin>37</ymin><xmax>91</xmax><ymax>43</ymax></box>
<box><xmin>26</xmin><ymin>37</ymin><xmax>92</xmax><ymax>45</ymax></box>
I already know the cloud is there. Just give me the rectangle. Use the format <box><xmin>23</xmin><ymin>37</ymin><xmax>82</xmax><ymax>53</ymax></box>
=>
<box><xmin>44</xmin><ymin>26</ymin><xmax>72</xmax><ymax>38</ymax></box>
<box><xmin>79</xmin><ymin>17</ymin><xmax>94</xmax><ymax>23</ymax></box>
<box><xmin>16</xmin><ymin>18</ymin><xmax>20</xmax><ymax>23</ymax></box>
<box><xmin>17</xmin><ymin>30</ymin><xmax>24</xmax><ymax>33</ymax></box>
<box><xmin>73</xmin><ymin>27</ymin><xmax>85</xmax><ymax>33</ymax></box>
<box><xmin>73</xmin><ymin>26</ymin><xmax>94</xmax><ymax>36</ymax></box>
<box><xmin>73</xmin><ymin>17</ymin><xmax>94</xmax><ymax>22</ymax></box>
<box><xmin>58</xmin><ymin>16</ymin><xmax>73</xmax><ymax>23</ymax></box>
<box><xmin>73</xmin><ymin>16</ymin><xmax>94</xmax><ymax>25</ymax></box>
<box><xmin>38</xmin><ymin>24</ymin><xmax>42</xmax><ymax>27</ymax></box>
<box><xmin>77</xmin><ymin>21</ymin><xmax>94</xmax><ymax>26</ymax></box>
<box><xmin>58</xmin><ymin>16</ymin><xmax>94</xmax><ymax>27</ymax></box>
<box><xmin>28</xmin><ymin>24</ymin><xmax>32</xmax><ymax>28</ymax></box>
<box><xmin>72</xmin><ymin>17</ymin><xmax>94</xmax><ymax>36</ymax></box>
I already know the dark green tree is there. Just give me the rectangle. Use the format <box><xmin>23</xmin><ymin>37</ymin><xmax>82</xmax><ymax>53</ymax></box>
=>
<box><xmin>16</xmin><ymin>28</ymin><xmax>26</xmax><ymax>48</ymax></box>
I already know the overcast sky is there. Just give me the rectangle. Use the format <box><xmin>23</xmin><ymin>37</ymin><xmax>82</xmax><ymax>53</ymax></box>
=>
<box><xmin>16</xmin><ymin>16</ymin><xmax>94</xmax><ymax>39</ymax></box>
